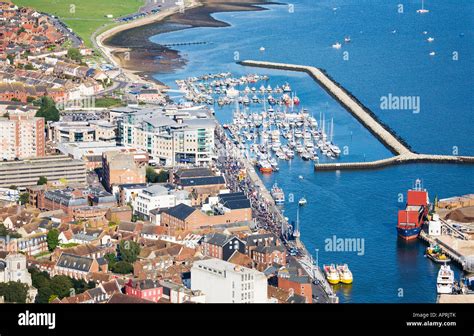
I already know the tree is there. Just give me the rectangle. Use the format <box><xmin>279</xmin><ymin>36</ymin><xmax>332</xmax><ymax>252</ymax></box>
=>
<box><xmin>50</xmin><ymin>275</ymin><xmax>73</xmax><ymax>299</ymax></box>
<box><xmin>111</xmin><ymin>261</ymin><xmax>133</xmax><ymax>274</ymax></box>
<box><xmin>35</xmin><ymin>96</ymin><xmax>59</xmax><ymax>122</ymax></box>
<box><xmin>36</xmin><ymin>286</ymin><xmax>54</xmax><ymax>304</ymax></box>
<box><xmin>8</xmin><ymin>185</ymin><xmax>17</xmax><ymax>190</ymax></box>
<box><xmin>0</xmin><ymin>282</ymin><xmax>28</xmax><ymax>303</ymax></box>
<box><xmin>118</xmin><ymin>240</ymin><xmax>140</xmax><ymax>263</ymax></box>
<box><xmin>146</xmin><ymin>166</ymin><xmax>158</xmax><ymax>183</ymax></box>
<box><xmin>47</xmin><ymin>229</ymin><xmax>59</xmax><ymax>251</ymax></box>
<box><xmin>0</xmin><ymin>223</ymin><xmax>21</xmax><ymax>238</ymax></box>
<box><xmin>67</xmin><ymin>48</ymin><xmax>82</xmax><ymax>62</ymax></box>
<box><xmin>157</xmin><ymin>170</ymin><xmax>169</xmax><ymax>182</ymax></box>
<box><xmin>37</xmin><ymin>176</ymin><xmax>48</xmax><ymax>185</ymax></box>
<box><xmin>19</xmin><ymin>192</ymin><xmax>29</xmax><ymax>205</ymax></box>
<box><xmin>48</xmin><ymin>294</ymin><xmax>58</xmax><ymax>303</ymax></box>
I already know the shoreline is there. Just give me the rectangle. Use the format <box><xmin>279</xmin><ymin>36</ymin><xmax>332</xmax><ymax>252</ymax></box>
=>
<box><xmin>96</xmin><ymin>0</ymin><xmax>279</xmax><ymax>88</ymax></box>
<box><xmin>95</xmin><ymin>0</ymin><xmax>202</xmax><ymax>88</ymax></box>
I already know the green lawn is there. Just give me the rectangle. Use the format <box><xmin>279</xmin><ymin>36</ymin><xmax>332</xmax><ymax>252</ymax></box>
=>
<box><xmin>13</xmin><ymin>0</ymin><xmax>144</xmax><ymax>47</ymax></box>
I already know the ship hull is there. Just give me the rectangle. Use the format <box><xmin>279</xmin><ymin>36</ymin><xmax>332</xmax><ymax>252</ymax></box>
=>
<box><xmin>397</xmin><ymin>226</ymin><xmax>422</xmax><ymax>240</ymax></box>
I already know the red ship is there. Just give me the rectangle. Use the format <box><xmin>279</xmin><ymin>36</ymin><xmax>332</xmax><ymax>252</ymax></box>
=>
<box><xmin>397</xmin><ymin>180</ymin><xmax>430</xmax><ymax>241</ymax></box>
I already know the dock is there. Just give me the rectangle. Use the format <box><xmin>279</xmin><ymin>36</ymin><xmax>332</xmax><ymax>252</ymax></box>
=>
<box><xmin>237</xmin><ymin>60</ymin><xmax>474</xmax><ymax>171</ymax></box>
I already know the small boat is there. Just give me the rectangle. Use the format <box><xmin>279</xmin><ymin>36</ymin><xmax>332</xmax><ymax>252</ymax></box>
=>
<box><xmin>259</xmin><ymin>46</ymin><xmax>265</xmax><ymax>52</ymax></box>
<box><xmin>337</xmin><ymin>264</ymin><xmax>353</xmax><ymax>284</ymax></box>
<box><xmin>259</xmin><ymin>161</ymin><xmax>273</xmax><ymax>174</ymax></box>
<box><xmin>332</xmin><ymin>42</ymin><xmax>342</xmax><ymax>49</ymax></box>
<box><xmin>344</xmin><ymin>36</ymin><xmax>351</xmax><ymax>43</ymax></box>
<box><xmin>298</xmin><ymin>175</ymin><xmax>304</xmax><ymax>180</ymax></box>
<box><xmin>426</xmin><ymin>245</ymin><xmax>451</xmax><ymax>264</ymax></box>
<box><xmin>416</xmin><ymin>0</ymin><xmax>429</xmax><ymax>13</ymax></box>
<box><xmin>323</xmin><ymin>264</ymin><xmax>340</xmax><ymax>285</ymax></box>
<box><xmin>298</xmin><ymin>197</ymin><xmax>307</xmax><ymax>206</ymax></box>
<box><xmin>282</xmin><ymin>83</ymin><xmax>292</xmax><ymax>92</ymax></box>
<box><xmin>271</xmin><ymin>183</ymin><xmax>285</xmax><ymax>205</ymax></box>
<box><xmin>427</xmin><ymin>37</ymin><xmax>434</xmax><ymax>42</ymax></box>
<box><xmin>436</xmin><ymin>264</ymin><xmax>454</xmax><ymax>294</ymax></box>
<box><xmin>429</xmin><ymin>51</ymin><xmax>436</xmax><ymax>56</ymax></box>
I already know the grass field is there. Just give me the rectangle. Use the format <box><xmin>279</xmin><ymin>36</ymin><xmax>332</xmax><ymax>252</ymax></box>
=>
<box><xmin>13</xmin><ymin>0</ymin><xmax>145</xmax><ymax>47</ymax></box>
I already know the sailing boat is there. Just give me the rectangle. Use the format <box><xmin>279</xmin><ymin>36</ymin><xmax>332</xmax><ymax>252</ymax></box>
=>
<box><xmin>417</xmin><ymin>0</ymin><xmax>429</xmax><ymax>13</ymax></box>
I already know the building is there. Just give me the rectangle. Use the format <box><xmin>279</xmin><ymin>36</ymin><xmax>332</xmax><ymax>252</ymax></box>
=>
<box><xmin>161</xmin><ymin>193</ymin><xmax>252</xmax><ymax>232</ymax></box>
<box><xmin>0</xmin><ymin>114</ymin><xmax>45</xmax><ymax>160</ymax></box>
<box><xmin>132</xmin><ymin>184</ymin><xmax>190</xmax><ymax>220</ymax></box>
<box><xmin>54</xmin><ymin>253</ymin><xmax>99</xmax><ymax>280</ymax></box>
<box><xmin>118</xmin><ymin>107</ymin><xmax>216</xmax><ymax>166</ymax></box>
<box><xmin>0</xmin><ymin>252</ymin><xmax>37</xmax><ymax>302</ymax></box>
<box><xmin>49</xmin><ymin>120</ymin><xmax>116</xmax><ymax>143</ymax></box>
<box><xmin>124</xmin><ymin>279</ymin><xmax>163</xmax><ymax>303</ymax></box>
<box><xmin>191</xmin><ymin>258</ymin><xmax>268</xmax><ymax>303</ymax></box>
<box><xmin>0</xmin><ymin>155</ymin><xmax>86</xmax><ymax>188</ymax></box>
<box><xmin>102</xmin><ymin>151</ymin><xmax>146</xmax><ymax>191</ymax></box>
<box><xmin>200</xmin><ymin>233</ymin><xmax>246</xmax><ymax>261</ymax></box>
<box><xmin>56</xmin><ymin>142</ymin><xmax>148</xmax><ymax>170</ymax></box>
<box><xmin>39</xmin><ymin>187</ymin><xmax>88</xmax><ymax>220</ymax></box>
<box><xmin>159</xmin><ymin>279</ymin><xmax>205</xmax><ymax>303</ymax></box>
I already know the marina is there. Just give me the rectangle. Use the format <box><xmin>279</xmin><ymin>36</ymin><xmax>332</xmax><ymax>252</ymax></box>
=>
<box><xmin>236</xmin><ymin>60</ymin><xmax>474</xmax><ymax>171</ymax></box>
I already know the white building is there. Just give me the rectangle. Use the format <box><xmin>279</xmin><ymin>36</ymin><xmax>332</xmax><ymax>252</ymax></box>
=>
<box><xmin>428</xmin><ymin>214</ymin><xmax>442</xmax><ymax>236</ymax></box>
<box><xmin>132</xmin><ymin>184</ymin><xmax>190</xmax><ymax>220</ymax></box>
<box><xmin>191</xmin><ymin>258</ymin><xmax>268</xmax><ymax>303</ymax></box>
<box><xmin>118</xmin><ymin>107</ymin><xmax>216</xmax><ymax>166</ymax></box>
<box><xmin>0</xmin><ymin>253</ymin><xmax>37</xmax><ymax>302</ymax></box>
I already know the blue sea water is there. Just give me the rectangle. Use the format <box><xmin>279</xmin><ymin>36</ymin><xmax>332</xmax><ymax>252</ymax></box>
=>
<box><xmin>150</xmin><ymin>0</ymin><xmax>474</xmax><ymax>302</ymax></box>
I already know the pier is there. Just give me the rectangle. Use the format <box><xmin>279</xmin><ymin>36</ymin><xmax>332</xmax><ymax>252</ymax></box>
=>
<box><xmin>237</xmin><ymin>60</ymin><xmax>474</xmax><ymax>171</ymax></box>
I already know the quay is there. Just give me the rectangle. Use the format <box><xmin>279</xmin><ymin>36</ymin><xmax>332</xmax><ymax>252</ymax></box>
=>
<box><xmin>237</xmin><ymin>60</ymin><xmax>474</xmax><ymax>171</ymax></box>
<box><xmin>215</xmin><ymin>124</ymin><xmax>338</xmax><ymax>303</ymax></box>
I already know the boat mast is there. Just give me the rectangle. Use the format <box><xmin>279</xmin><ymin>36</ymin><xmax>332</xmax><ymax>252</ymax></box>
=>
<box><xmin>330</xmin><ymin>118</ymin><xmax>334</xmax><ymax>143</ymax></box>
<box><xmin>294</xmin><ymin>206</ymin><xmax>301</xmax><ymax>238</ymax></box>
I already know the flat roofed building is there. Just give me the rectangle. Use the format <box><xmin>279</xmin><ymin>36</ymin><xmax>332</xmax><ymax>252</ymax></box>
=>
<box><xmin>0</xmin><ymin>155</ymin><xmax>86</xmax><ymax>188</ymax></box>
<box><xmin>191</xmin><ymin>258</ymin><xmax>268</xmax><ymax>303</ymax></box>
<box><xmin>118</xmin><ymin>107</ymin><xmax>216</xmax><ymax>166</ymax></box>
<box><xmin>0</xmin><ymin>114</ymin><xmax>45</xmax><ymax>160</ymax></box>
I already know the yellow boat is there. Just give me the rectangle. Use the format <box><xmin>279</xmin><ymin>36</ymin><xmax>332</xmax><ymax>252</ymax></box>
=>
<box><xmin>323</xmin><ymin>264</ymin><xmax>340</xmax><ymax>284</ymax></box>
<box><xmin>337</xmin><ymin>264</ymin><xmax>353</xmax><ymax>284</ymax></box>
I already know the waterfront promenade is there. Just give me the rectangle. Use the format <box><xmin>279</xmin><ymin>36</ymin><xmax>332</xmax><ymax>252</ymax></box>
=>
<box><xmin>238</xmin><ymin>60</ymin><xmax>474</xmax><ymax>171</ymax></box>
<box><xmin>215</xmin><ymin>125</ymin><xmax>337</xmax><ymax>303</ymax></box>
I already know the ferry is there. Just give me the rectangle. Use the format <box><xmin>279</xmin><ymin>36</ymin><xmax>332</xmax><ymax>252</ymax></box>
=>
<box><xmin>323</xmin><ymin>264</ymin><xmax>340</xmax><ymax>285</ymax></box>
<box><xmin>436</xmin><ymin>264</ymin><xmax>454</xmax><ymax>294</ymax></box>
<box><xmin>337</xmin><ymin>264</ymin><xmax>353</xmax><ymax>284</ymax></box>
<box><xmin>271</xmin><ymin>183</ymin><xmax>285</xmax><ymax>205</ymax></box>
<box><xmin>397</xmin><ymin>180</ymin><xmax>430</xmax><ymax>240</ymax></box>
<box><xmin>426</xmin><ymin>245</ymin><xmax>451</xmax><ymax>264</ymax></box>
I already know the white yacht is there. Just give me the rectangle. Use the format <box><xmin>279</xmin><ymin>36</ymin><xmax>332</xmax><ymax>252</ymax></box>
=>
<box><xmin>332</xmin><ymin>42</ymin><xmax>342</xmax><ymax>49</ymax></box>
<box><xmin>436</xmin><ymin>264</ymin><xmax>454</xmax><ymax>294</ymax></box>
<box><xmin>417</xmin><ymin>0</ymin><xmax>429</xmax><ymax>13</ymax></box>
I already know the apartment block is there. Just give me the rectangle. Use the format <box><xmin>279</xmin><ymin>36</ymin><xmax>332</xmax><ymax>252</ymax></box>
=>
<box><xmin>117</xmin><ymin>107</ymin><xmax>216</xmax><ymax>166</ymax></box>
<box><xmin>0</xmin><ymin>114</ymin><xmax>45</xmax><ymax>160</ymax></box>
<box><xmin>102</xmin><ymin>151</ymin><xmax>146</xmax><ymax>191</ymax></box>
<box><xmin>191</xmin><ymin>258</ymin><xmax>268</xmax><ymax>303</ymax></box>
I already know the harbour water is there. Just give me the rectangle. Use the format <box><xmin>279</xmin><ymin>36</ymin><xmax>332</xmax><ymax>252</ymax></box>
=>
<box><xmin>149</xmin><ymin>0</ymin><xmax>473</xmax><ymax>302</ymax></box>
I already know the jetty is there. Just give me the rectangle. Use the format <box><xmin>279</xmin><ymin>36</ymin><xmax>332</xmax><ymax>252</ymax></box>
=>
<box><xmin>237</xmin><ymin>60</ymin><xmax>474</xmax><ymax>171</ymax></box>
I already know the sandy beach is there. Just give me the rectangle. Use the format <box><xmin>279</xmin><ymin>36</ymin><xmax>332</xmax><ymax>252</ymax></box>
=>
<box><xmin>96</xmin><ymin>0</ymin><xmax>277</xmax><ymax>87</ymax></box>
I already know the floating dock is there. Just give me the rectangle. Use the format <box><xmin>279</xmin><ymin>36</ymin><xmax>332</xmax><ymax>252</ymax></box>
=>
<box><xmin>237</xmin><ymin>60</ymin><xmax>474</xmax><ymax>171</ymax></box>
